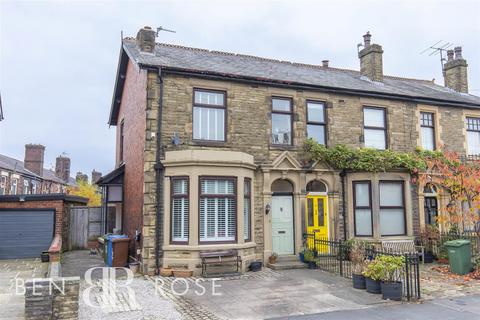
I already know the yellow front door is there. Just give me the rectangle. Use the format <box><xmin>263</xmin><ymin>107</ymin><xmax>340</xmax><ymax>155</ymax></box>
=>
<box><xmin>306</xmin><ymin>195</ymin><xmax>329</xmax><ymax>252</ymax></box>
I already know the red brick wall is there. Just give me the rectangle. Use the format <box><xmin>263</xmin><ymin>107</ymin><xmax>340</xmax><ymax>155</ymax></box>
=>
<box><xmin>116</xmin><ymin>59</ymin><xmax>147</xmax><ymax>254</ymax></box>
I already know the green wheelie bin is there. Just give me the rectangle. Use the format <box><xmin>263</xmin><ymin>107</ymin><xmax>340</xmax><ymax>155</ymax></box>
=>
<box><xmin>444</xmin><ymin>239</ymin><xmax>472</xmax><ymax>275</ymax></box>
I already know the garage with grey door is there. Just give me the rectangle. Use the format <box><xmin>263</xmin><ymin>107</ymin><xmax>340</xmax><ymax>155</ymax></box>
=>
<box><xmin>0</xmin><ymin>209</ymin><xmax>55</xmax><ymax>259</ymax></box>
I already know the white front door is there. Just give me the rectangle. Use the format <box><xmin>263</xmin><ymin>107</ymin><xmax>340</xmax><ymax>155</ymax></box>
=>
<box><xmin>271</xmin><ymin>195</ymin><xmax>294</xmax><ymax>255</ymax></box>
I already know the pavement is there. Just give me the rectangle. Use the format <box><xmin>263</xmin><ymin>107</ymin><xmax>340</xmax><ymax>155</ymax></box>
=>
<box><xmin>0</xmin><ymin>258</ymin><xmax>48</xmax><ymax>320</ymax></box>
<box><xmin>170</xmin><ymin>268</ymin><xmax>394</xmax><ymax>320</ymax></box>
<box><xmin>274</xmin><ymin>294</ymin><xmax>480</xmax><ymax>320</ymax></box>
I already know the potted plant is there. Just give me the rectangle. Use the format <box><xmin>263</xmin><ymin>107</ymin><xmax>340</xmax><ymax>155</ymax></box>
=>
<box><xmin>268</xmin><ymin>252</ymin><xmax>278</xmax><ymax>264</ymax></box>
<box><xmin>362</xmin><ymin>257</ymin><xmax>383</xmax><ymax>294</ymax></box>
<box><xmin>377</xmin><ymin>255</ymin><xmax>405</xmax><ymax>301</ymax></box>
<box><xmin>303</xmin><ymin>249</ymin><xmax>317</xmax><ymax>269</ymax></box>
<box><xmin>41</xmin><ymin>251</ymin><xmax>49</xmax><ymax>263</ymax></box>
<box><xmin>420</xmin><ymin>225</ymin><xmax>439</xmax><ymax>263</ymax></box>
<box><xmin>299</xmin><ymin>247</ymin><xmax>306</xmax><ymax>262</ymax></box>
<box><xmin>437</xmin><ymin>246</ymin><xmax>449</xmax><ymax>264</ymax></box>
<box><xmin>128</xmin><ymin>256</ymin><xmax>140</xmax><ymax>274</ymax></box>
<box><xmin>350</xmin><ymin>241</ymin><xmax>368</xmax><ymax>289</ymax></box>
<box><xmin>160</xmin><ymin>267</ymin><xmax>173</xmax><ymax>277</ymax></box>
<box><xmin>249</xmin><ymin>261</ymin><xmax>262</xmax><ymax>272</ymax></box>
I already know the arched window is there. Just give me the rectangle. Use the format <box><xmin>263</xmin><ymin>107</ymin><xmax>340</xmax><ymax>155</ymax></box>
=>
<box><xmin>306</xmin><ymin>180</ymin><xmax>327</xmax><ymax>193</ymax></box>
<box><xmin>271</xmin><ymin>179</ymin><xmax>294</xmax><ymax>193</ymax></box>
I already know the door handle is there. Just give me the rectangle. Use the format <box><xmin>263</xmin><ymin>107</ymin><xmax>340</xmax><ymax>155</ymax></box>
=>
<box><xmin>278</xmin><ymin>231</ymin><xmax>286</xmax><ymax>234</ymax></box>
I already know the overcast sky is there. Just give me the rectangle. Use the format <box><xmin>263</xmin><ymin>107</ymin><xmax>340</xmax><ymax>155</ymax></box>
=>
<box><xmin>1</xmin><ymin>0</ymin><xmax>479</xmax><ymax>179</ymax></box>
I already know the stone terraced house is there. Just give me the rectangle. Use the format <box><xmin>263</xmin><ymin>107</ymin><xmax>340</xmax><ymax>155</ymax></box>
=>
<box><xmin>100</xmin><ymin>26</ymin><xmax>480</xmax><ymax>275</ymax></box>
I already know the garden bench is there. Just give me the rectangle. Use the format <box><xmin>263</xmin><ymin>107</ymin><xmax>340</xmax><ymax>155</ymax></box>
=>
<box><xmin>381</xmin><ymin>240</ymin><xmax>425</xmax><ymax>264</ymax></box>
<box><xmin>199</xmin><ymin>249</ymin><xmax>242</xmax><ymax>277</ymax></box>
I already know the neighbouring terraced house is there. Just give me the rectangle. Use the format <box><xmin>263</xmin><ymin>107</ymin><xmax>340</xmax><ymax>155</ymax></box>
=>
<box><xmin>99</xmin><ymin>26</ymin><xmax>480</xmax><ymax>275</ymax></box>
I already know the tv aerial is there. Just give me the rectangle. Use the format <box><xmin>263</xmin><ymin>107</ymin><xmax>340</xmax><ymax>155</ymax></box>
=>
<box><xmin>420</xmin><ymin>40</ymin><xmax>454</xmax><ymax>72</ymax></box>
<box><xmin>157</xmin><ymin>26</ymin><xmax>176</xmax><ymax>36</ymax></box>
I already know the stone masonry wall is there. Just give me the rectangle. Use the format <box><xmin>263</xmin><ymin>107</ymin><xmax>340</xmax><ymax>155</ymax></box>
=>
<box><xmin>139</xmin><ymin>71</ymin><xmax>471</xmax><ymax>266</ymax></box>
<box><xmin>25</xmin><ymin>277</ymin><xmax>80</xmax><ymax>320</ymax></box>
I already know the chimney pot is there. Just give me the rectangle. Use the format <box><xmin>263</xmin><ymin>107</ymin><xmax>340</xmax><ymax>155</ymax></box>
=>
<box><xmin>322</xmin><ymin>60</ymin><xmax>329</xmax><ymax>67</ymax></box>
<box><xmin>447</xmin><ymin>49</ymin><xmax>454</xmax><ymax>61</ymax></box>
<box><xmin>454</xmin><ymin>46</ymin><xmax>463</xmax><ymax>59</ymax></box>
<box><xmin>136</xmin><ymin>26</ymin><xmax>157</xmax><ymax>53</ymax></box>
<box><xmin>363</xmin><ymin>31</ymin><xmax>371</xmax><ymax>47</ymax></box>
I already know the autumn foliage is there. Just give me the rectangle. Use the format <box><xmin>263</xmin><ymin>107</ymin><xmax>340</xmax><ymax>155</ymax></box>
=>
<box><xmin>67</xmin><ymin>180</ymin><xmax>101</xmax><ymax>206</ymax></box>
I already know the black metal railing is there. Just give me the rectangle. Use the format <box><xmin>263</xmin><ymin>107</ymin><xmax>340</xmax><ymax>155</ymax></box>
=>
<box><xmin>303</xmin><ymin>233</ymin><xmax>421</xmax><ymax>301</ymax></box>
<box><xmin>428</xmin><ymin>231</ymin><xmax>480</xmax><ymax>258</ymax></box>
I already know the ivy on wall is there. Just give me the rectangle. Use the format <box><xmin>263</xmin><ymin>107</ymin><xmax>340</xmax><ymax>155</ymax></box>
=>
<box><xmin>304</xmin><ymin>139</ymin><xmax>444</xmax><ymax>173</ymax></box>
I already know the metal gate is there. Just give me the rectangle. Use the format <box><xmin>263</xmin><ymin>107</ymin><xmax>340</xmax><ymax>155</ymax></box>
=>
<box><xmin>68</xmin><ymin>206</ymin><xmax>102</xmax><ymax>250</ymax></box>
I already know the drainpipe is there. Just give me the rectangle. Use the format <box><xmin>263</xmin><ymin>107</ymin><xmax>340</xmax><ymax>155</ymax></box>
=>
<box><xmin>154</xmin><ymin>68</ymin><xmax>165</xmax><ymax>275</ymax></box>
<box><xmin>340</xmin><ymin>170</ymin><xmax>347</xmax><ymax>240</ymax></box>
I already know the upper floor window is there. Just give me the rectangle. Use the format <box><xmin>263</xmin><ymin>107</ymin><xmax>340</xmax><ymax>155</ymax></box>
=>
<box><xmin>363</xmin><ymin>107</ymin><xmax>387</xmax><ymax>149</ymax></box>
<box><xmin>306</xmin><ymin>101</ymin><xmax>326</xmax><ymax>145</ymax></box>
<box><xmin>199</xmin><ymin>177</ymin><xmax>236</xmax><ymax>242</ymax></box>
<box><xmin>193</xmin><ymin>89</ymin><xmax>226</xmax><ymax>142</ymax></box>
<box><xmin>11</xmin><ymin>178</ymin><xmax>17</xmax><ymax>195</ymax></box>
<box><xmin>0</xmin><ymin>176</ymin><xmax>6</xmax><ymax>195</ymax></box>
<box><xmin>23</xmin><ymin>180</ymin><xmax>30</xmax><ymax>194</ymax></box>
<box><xmin>271</xmin><ymin>97</ymin><xmax>293</xmax><ymax>145</ymax></box>
<box><xmin>171</xmin><ymin>177</ymin><xmax>189</xmax><ymax>243</ymax></box>
<box><xmin>420</xmin><ymin>112</ymin><xmax>435</xmax><ymax>151</ymax></box>
<box><xmin>466</xmin><ymin>117</ymin><xmax>480</xmax><ymax>155</ymax></box>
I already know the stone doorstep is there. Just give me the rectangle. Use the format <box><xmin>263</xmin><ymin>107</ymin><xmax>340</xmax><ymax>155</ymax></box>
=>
<box><xmin>267</xmin><ymin>261</ymin><xmax>307</xmax><ymax>270</ymax></box>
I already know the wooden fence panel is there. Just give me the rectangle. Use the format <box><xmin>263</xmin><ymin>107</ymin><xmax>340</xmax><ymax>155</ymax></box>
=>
<box><xmin>69</xmin><ymin>207</ymin><xmax>102</xmax><ymax>250</ymax></box>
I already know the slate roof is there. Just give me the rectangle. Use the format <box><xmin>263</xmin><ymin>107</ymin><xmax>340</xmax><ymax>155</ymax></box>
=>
<box><xmin>110</xmin><ymin>38</ymin><xmax>480</xmax><ymax>125</ymax></box>
<box><xmin>0</xmin><ymin>153</ymin><xmax>76</xmax><ymax>186</ymax></box>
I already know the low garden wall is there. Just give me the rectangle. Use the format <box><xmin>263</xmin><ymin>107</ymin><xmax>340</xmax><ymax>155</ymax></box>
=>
<box><xmin>25</xmin><ymin>250</ymin><xmax>81</xmax><ymax>319</ymax></box>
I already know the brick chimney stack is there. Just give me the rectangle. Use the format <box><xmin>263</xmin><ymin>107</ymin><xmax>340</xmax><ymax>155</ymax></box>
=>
<box><xmin>24</xmin><ymin>144</ymin><xmax>45</xmax><ymax>176</ymax></box>
<box><xmin>358</xmin><ymin>32</ymin><xmax>384</xmax><ymax>82</ymax></box>
<box><xmin>91</xmin><ymin>170</ymin><xmax>102</xmax><ymax>184</ymax></box>
<box><xmin>55</xmin><ymin>155</ymin><xmax>71</xmax><ymax>183</ymax></box>
<box><xmin>444</xmin><ymin>46</ymin><xmax>468</xmax><ymax>93</ymax></box>
<box><xmin>136</xmin><ymin>26</ymin><xmax>157</xmax><ymax>53</ymax></box>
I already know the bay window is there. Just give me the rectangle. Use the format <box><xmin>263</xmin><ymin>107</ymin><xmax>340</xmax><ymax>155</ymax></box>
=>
<box><xmin>199</xmin><ymin>177</ymin><xmax>236</xmax><ymax>242</ymax></box>
<box><xmin>379</xmin><ymin>181</ymin><xmax>406</xmax><ymax>236</ymax></box>
<box><xmin>420</xmin><ymin>112</ymin><xmax>435</xmax><ymax>151</ymax></box>
<box><xmin>193</xmin><ymin>89</ymin><xmax>226</xmax><ymax>142</ymax></box>
<box><xmin>11</xmin><ymin>178</ymin><xmax>17</xmax><ymax>195</ymax></box>
<box><xmin>244</xmin><ymin>178</ymin><xmax>251</xmax><ymax>241</ymax></box>
<box><xmin>306</xmin><ymin>101</ymin><xmax>326</xmax><ymax>145</ymax></box>
<box><xmin>271</xmin><ymin>97</ymin><xmax>293</xmax><ymax>145</ymax></box>
<box><xmin>466</xmin><ymin>117</ymin><xmax>480</xmax><ymax>155</ymax></box>
<box><xmin>353</xmin><ymin>181</ymin><xmax>373</xmax><ymax>236</ymax></box>
<box><xmin>171</xmin><ymin>177</ymin><xmax>189</xmax><ymax>243</ymax></box>
<box><xmin>0</xmin><ymin>176</ymin><xmax>6</xmax><ymax>195</ymax></box>
<box><xmin>363</xmin><ymin>107</ymin><xmax>387</xmax><ymax>149</ymax></box>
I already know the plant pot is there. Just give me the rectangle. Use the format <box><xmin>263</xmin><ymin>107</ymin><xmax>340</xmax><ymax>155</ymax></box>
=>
<box><xmin>129</xmin><ymin>262</ymin><xmax>140</xmax><ymax>274</ymax></box>
<box><xmin>160</xmin><ymin>267</ymin><xmax>173</xmax><ymax>277</ymax></box>
<box><xmin>352</xmin><ymin>274</ymin><xmax>366</xmax><ymax>289</ymax></box>
<box><xmin>268</xmin><ymin>257</ymin><xmax>277</xmax><ymax>264</ymax></box>
<box><xmin>381</xmin><ymin>281</ymin><xmax>402</xmax><ymax>301</ymax></box>
<box><xmin>299</xmin><ymin>252</ymin><xmax>305</xmax><ymax>263</ymax></box>
<box><xmin>424</xmin><ymin>251</ymin><xmax>434</xmax><ymax>263</ymax></box>
<box><xmin>249</xmin><ymin>261</ymin><xmax>262</xmax><ymax>272</ymax></box>
<box><xmin>308</xmin><ymin>261</ymin><xmax>317</xmax><ymax>269</ymax></box>
<box><xmin>437</xmin><ymin>258</ymin><xmax>449</xmax><ymax>264</ymax></box>
<box><xmin>365</xmin><ymin>277</ymin><xmax>381</xmax><ymax>294</ymax></box>
<box><xmin>40</xmin><ymin>252</ymin><xmax>49</xmax><ymax>263</ymax></box>
<box><xmin>173</xmin><ymin>269</ymin><xmax>193</xmax><ymax>278</ymax></box>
